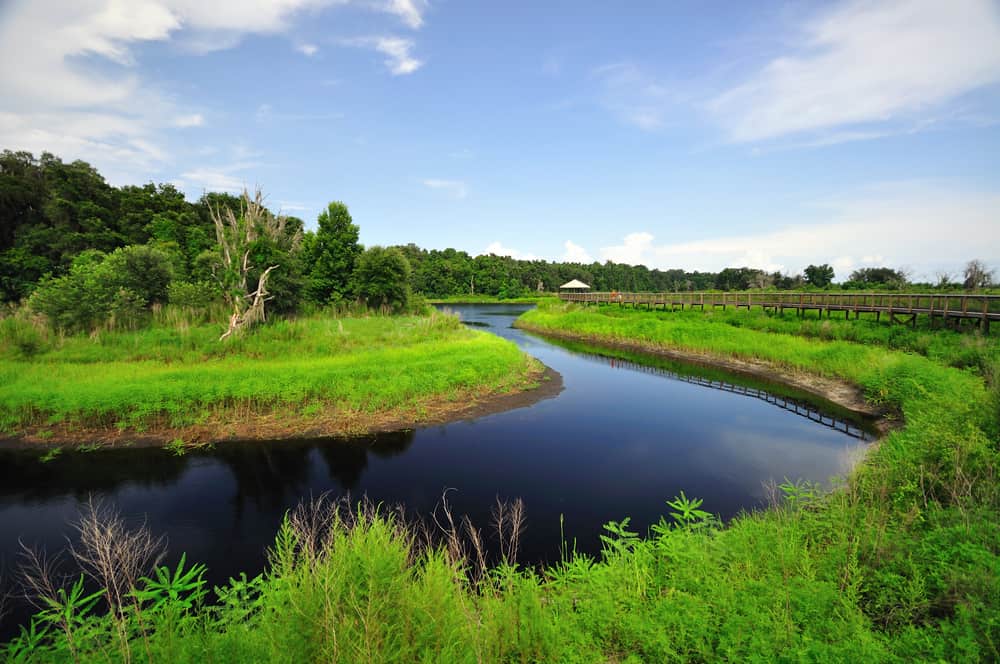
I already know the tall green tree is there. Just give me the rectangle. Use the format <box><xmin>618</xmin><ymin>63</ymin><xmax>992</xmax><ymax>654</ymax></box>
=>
<box><xmin>353</xmin><ymin>246</ymin><xmax>411</xmax><ymax>311</ymax></box>
<box><xmin>803</xmin><ymin>264</ymin><xmax>835</xmax><ymax>288</ymax></box>
<box><xmin>304</xmin><ymin>202</ymin><xmax>361</xmax><ymax>304</ymax></box>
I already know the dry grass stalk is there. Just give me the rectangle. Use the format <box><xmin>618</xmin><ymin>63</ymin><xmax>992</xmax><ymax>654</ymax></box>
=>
<box><xmin>492</xmin><ymin>496</ymin><xmax>525</xmax><ymax>565</ymax></box>
<box><xmin>70</xmin><ymin>498</ymin><xmax>166</xmax><ymax>664</ymax></box>
<box><xmin>432</xmin><ymin>489</ymin><xmax>467</xmax><ymax>568</ymax></box>
<box><xmin>17</xmin><ymin>544</ymin><xmax>81</xmax><ymax>660</ymax></box>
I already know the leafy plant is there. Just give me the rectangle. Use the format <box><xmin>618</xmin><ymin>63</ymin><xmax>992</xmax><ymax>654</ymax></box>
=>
<box><xmin>133</xmin><ymin>553</ymin><xmax>208</xmax><ymax>613</ymax></box>
<box><xmin>665</xmin><ymin>491</ymin><xmax>717</xmax><ymax>531</ymax></box>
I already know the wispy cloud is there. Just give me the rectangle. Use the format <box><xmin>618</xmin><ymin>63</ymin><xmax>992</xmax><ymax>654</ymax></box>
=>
<box><xmin>709</xmin><ymin>0</ymin><xmax>1000</xmax><ymax>143</ymax></box>
<box><xmin>296</xmin><ymin>43</ymin><xmax>319</xmax><ymax>56</ymax></box>
<box><xmin>255</xmin><ymin>104</ymin><xmax>343</xmax><ymax>123</ymax></box>
<box><xmin>341</xmin><ymin>36</ymin><xmax>423</xmax><ymax>75</ymax></box>
<box><xmin>0</xmin><ymin>0</ymin><xmax>425</xmax><ymax>182</ymax></box>
<box><xmin>176</xmin><ymin>168</ymin><xmax>247</xmax><ymax>193</ymax></box>
<box><xmin>381</xmin><ymin>0</ymin><xmax>428</xmax><ymax>30</ymax></box>
<box><xmin>175</xmin><ymin>154</ymin><xmax>263</xmax><ymax>194</ymax></box>
<box><xmin>172</xmin><ymin>113</ymin><xmax>205</xmax><ymax>128</ymax></box>
<box><xmin>597</xmin><ymin>184</ymin><xmax>1000</xmax><ymax>279</ymax></box>
<box><xmin>422</xmin><ymin>178</ymin><xmax>467</xmax><ymax>199</ymax></box>
<box><xmin>593</xmin><ymin>62</ymin><xmax>682</xmax><ymax>131</ymax></box>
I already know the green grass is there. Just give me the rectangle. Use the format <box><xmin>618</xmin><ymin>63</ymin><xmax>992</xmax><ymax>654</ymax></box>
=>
<box><xmin>6</xmin><ymin>301</ymin><xmax>1000</xmax><ymax>661</ymax></box>
<box><xmin>0</xmin><ymin>311</ymin><xmax>539</xmax><ymax>437</ymax></box>
<box><xmin>518</xmin><ymin>301</ymin><xmax>999</xmax><ymax>378</ymax></box>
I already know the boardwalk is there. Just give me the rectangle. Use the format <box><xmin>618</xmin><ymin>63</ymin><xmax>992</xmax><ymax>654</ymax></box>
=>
<box><xmin>559</xmin><ymin>291</ymin><xmax>1000</xmax><ymax>331</ymax></box>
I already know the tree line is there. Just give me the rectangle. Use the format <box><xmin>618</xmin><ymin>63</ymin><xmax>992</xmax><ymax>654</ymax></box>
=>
<box><xmin>1</xmin><ymin>150</ymin><xmax>994</xmax><ymax>332</ymax></box>
<box><xmin>0</xmin><ymin>151</ymin><xmax>411</xmax><ymax>333</ymax></box>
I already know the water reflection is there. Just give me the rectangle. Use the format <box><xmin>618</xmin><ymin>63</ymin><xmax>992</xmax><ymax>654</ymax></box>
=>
<box><xmin>0</xmin><ymin>304</ymin><xmax>875</xmax><ymax>639</ymax></box>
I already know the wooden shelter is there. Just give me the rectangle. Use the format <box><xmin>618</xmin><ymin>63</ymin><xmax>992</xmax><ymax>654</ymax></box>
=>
<box><xmin>559</xmin><ymin>279</ymin><xmax>591</xmax><ymax>291</ymax></box>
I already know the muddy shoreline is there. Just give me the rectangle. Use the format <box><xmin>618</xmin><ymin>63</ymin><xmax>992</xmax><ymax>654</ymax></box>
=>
<box><xmin>0</xmin><ymin>366</ymin><xmax>564</xmax><ymax>450</ymax></box>
<box><xmin>515</xmin><ymin>321</ymin><xmax>894</xmax><ymax>436</ymax></box>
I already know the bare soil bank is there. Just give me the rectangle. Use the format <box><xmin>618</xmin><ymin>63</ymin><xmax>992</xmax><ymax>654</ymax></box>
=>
<box><xmin>515</xmin><ymin>321</ymin><xmax>893</xmax><ymax>435</ymax></box>
<box><xmin>0</xmin><ymin>365</ymin><xmax>563</xmax><ymax>450</ymax></box>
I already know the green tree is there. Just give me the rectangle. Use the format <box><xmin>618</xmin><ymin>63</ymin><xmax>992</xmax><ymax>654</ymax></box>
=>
<box><xmin>353</xmin><ymin>246</ymin><xmax>412</xmax><ymax>311</ymax></box>
<box><xmin>98</xmin><ymin>245</ymin><xmax>174</xmax><ymax>306</ymax></box>
<box><xmin>846</xmin><ymin>267</ymin><xmax>907</xmax><ymax>289</ymax></box>
<box><xmin>304</xmin><ymin>202</ymin><xmax>361</xmax><ymax>304</ymax></box>
<box><xmin>803</xmin><ymin>263</ymin><xmax>835</xmax><ymax>288</ymax></box>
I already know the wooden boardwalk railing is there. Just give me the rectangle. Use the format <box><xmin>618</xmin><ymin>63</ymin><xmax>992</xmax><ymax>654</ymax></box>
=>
<box><xmin>558</xmin><ymin>291</ymin><xmax>1000</xmax><ymax>331</ymax></box>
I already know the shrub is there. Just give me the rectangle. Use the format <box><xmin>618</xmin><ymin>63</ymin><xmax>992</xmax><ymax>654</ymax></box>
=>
<box><xmin>167</xmin><ymin>280</ymin><xmax>220</xmax><ymax>309</ymax></box>
<box><xmin>99</xmin><ymin>245</ymin><xmax>173</xmax><ymax>306</ymax></box>
<box><xmin>353</xmin><ymin>246</ymin><xmax>412</xmax><ymax>312</ymax></box>
<box><xmin>29</xmin><ymin>245</ymin><xmax>174</xmax><ymax>333</ymax></box>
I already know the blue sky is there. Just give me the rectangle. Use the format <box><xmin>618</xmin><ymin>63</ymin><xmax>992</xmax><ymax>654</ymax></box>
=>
<box><xmin>2</xmin><ymin>0</ymin><xmax>999</xmax><ymax>281</ymax></box>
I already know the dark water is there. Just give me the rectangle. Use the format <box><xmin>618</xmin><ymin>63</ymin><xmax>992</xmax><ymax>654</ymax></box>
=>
<box><xmin>0</xmin><ymin>304</ymin><xmax>873</xmax><ymax>637</ymax></box>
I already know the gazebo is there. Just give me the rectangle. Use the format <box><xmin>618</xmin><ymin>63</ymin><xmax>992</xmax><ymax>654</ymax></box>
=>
<box><xmin>559</xmin><ymin>279</ymin><xmax>590</xmax><ymax>291</ymax></box>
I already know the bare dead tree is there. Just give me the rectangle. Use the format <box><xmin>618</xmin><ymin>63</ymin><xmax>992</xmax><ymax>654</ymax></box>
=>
<box><xmin>211</xmin><ymin>188</ymin><xmax>301</xmax><ymax>341</ymax></box>
<box><xmin>964</xmin><ymin>259</ymin><xmax>995</xmax><ymax>290</ymax></box>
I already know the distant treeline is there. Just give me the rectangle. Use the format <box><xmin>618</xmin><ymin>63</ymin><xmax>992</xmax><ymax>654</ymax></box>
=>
<box><xmin>1</xmin><ymin>151</ymin><xmax>993</xmax><ymax>311</ymax></box>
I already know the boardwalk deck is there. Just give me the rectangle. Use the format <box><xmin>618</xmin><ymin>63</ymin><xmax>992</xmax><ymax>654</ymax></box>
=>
<box><xmin>558</xmin><ymin>291</ymin><xmax>1000</xmax><ymax>332</ymax></box>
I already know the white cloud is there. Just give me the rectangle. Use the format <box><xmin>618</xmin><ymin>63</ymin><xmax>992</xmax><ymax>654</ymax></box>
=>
<box><xmin>296</xmin><ymin>42</ymin><xmax>319</xmax><ymax>56</ymax></box>
<box><xmin>341</xmin><ymin>35</ymin><xmax>422</xmax><ymax>74</ymax></box>
<box><xmin>176</xmin><ymin>168</ymin><xmax>246</xmax><ymax>193</ymax></box>
<box><xmin>481</xmin><ymin>242</ymin><xmax>538</xmax><ymax>261</ymax></box>
<box><xmin>593</xmin><ymin>62</ymin><xmax>680</xmax><ymax>131</ymax></box>
<box><xmin>172</xmin><ymin>113</ymin><xmax>204</xmax><ymax>127</ymax></box>
<box><xmin>0</xmin><ymin>0</ymin><xmax>424</xmax><ymax>182</ymax></box>
<box><xmin>562</xmin><ymin>240</ymin><xmax>594</xmax><ymax>264</ymax></box>
<box><xmin>600</xmin><ymin>232</ymin><xmax>655</xmax><ymax>265</ymax></box>
<box><xmin>596</xmin><ymin>185</ymin><xmax>1000</xmax><ymax>280</ymax></box>
<box><xmin>374</xmin><ymin>37</ymin><xmax>423</xmax><ymax>75</ymax></box>
<box><xmin>381</xmin><ymin>0</ymin><xmax>427</xmax><ymax>30</ymax></box>
<box><xmin>710</xmin><ymin>0</ymin><xmax>1000</xmax><ymax>143</ymax></box>
<box><xmin>422</xmin><ymin>178</ymin><xmax>467</xmax><ymax>199</ymax></box>
<box><xmin>175</xmin><ymin>157</ymin><xmax>262</xmax><ymax>194</ymax></box>
<box><xmin>0</xmin><ymin>110</ymin><xmax>169</xmax><ymax>183</ymax></box>
<box><xmin>275</xmin><ymin>201</ymin><xmax>310</xmax><ymax>212</ymax></box>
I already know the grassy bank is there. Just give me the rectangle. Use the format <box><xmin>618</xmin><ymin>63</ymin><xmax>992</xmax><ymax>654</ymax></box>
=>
<box><xmin>0</xmin><ymin>311</ymin><xmax>543</xmax><ymax>445</ymax></box>
<box><xmin>5</xmin><ymin>302</ymin><xmax>999</xmax><ymax>661</ymax></box>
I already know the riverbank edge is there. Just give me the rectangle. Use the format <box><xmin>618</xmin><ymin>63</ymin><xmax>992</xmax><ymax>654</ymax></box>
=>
<box><xmin>0</xmin><ymin>363</ymin><xmax>564</xmax><ymax>450</ymax></box>
<box><xmin>514</xmin><ymin>320</ymin><xmax>894</xmax><ymax>435</ymax></box>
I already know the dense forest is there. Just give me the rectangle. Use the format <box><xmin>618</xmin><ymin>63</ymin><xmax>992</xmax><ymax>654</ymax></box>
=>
<box><xmin>1</xmin><ymin>151</ymin><xmax>992</xmax><ymax>320</ymax></box>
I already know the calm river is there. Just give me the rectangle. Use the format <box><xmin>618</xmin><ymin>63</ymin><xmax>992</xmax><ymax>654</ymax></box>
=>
<box><xmin>0</xmin><ymin>304</ymin><xmax>874</xmax><ymax>637</ymax></box>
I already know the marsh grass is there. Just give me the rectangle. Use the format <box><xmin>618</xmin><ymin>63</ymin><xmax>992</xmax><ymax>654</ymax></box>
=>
<box><xmin>5</xmin><ymin>302</ymin><xmax>999</xmax><ymax>660</ymax></box>
<box><xmin>0</xmin><ymin>310</ymin><xmax>535</xmax><ymax>438</ymax></box>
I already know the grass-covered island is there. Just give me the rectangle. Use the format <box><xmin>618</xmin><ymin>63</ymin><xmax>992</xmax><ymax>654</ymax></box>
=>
<box><xmin>0</xmin><ymin>311</ymin><xmax>549</xmax><ymax>447</ymax></box>
<box><xmin>5</xmin><ymin>300</ymin><xmax>998</xmax><ymax>661</ymax></box>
